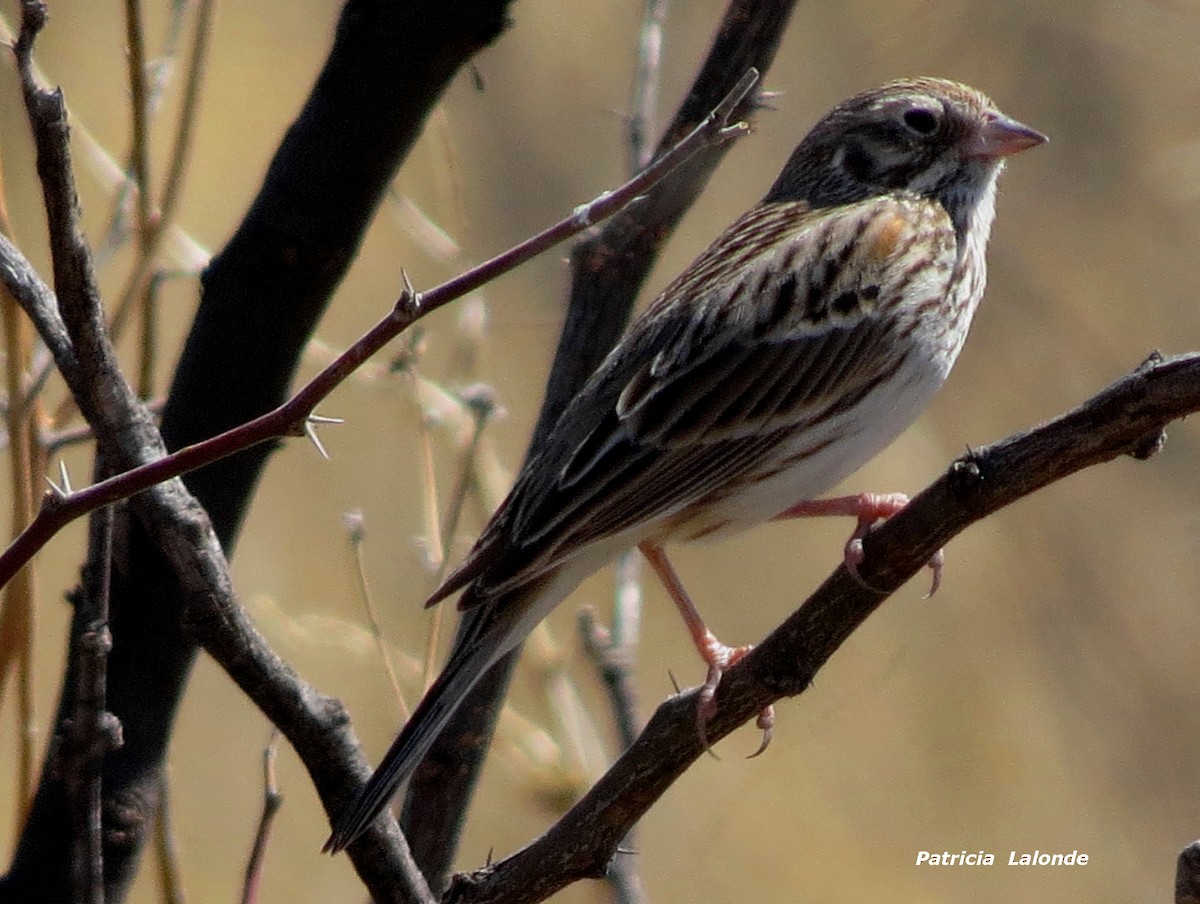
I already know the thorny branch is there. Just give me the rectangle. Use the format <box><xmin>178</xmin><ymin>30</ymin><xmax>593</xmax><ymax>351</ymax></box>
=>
<box><xmin>0</xmin><ymin>69</ymin><xmax>760</xmax><ymax>593</ymax></box>
<box><xmin>5</xmin><ymin>3</ymin><xmax>440</xmax><ymax>901</ymax></box>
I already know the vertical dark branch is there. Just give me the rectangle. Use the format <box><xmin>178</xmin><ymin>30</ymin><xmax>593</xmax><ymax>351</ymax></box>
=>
<box><xmin>2</xmin><ymin>3</ymin><xmax>517</xmax><ymax>902</ymax></box>
<box><xmin>66</xmin><ymin>506</ymin><xmax>118</xmax><ymax>904</ymax></box>
<box><xmin>402</xmin><ymin>0</ymin><xmax>802</xmax><ymax>890</ymax></box>
<box><xmin>534</xmin><ymin>0</ymin><xmax>801</xmax><ymax>437</ymax></box>
<box><xmin>163</xmin><ymin>0</ymin><xmax>514</xmax><ymax>541</ymax></box>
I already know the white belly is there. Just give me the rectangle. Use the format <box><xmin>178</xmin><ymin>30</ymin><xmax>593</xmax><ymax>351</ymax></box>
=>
<box><xmin>673</xmin><ymin>343</ymin><xmax>950</xmax><ymax>542</ymax></box>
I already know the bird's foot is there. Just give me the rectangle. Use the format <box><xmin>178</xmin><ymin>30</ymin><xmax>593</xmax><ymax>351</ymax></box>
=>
<box><xmin>694</xmin><ymin>632</ymin><xmax>774</xmax><ymax>758</ymax></box>
<box><xmin>776</xmin><ymin>492</ymin><xmax>944</xmax><ymax>596</ymax></box>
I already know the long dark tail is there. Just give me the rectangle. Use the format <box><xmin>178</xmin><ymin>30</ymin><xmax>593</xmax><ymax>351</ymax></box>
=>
<box><xmin>323</xmin><ymin>605</ymin><xmax>503</xmax><ymax>853</ymax></box>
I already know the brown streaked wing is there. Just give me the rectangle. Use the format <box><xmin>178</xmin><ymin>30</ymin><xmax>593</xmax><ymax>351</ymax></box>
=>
<box><xmin>518</xmin><ymin>317</ymin><xmax>900</xmax><ymax>559</ymax></box>
<box><xmin>454</xmin><ymin>197</ymin><xmax>952</xmax><ymax>603</ymax></box>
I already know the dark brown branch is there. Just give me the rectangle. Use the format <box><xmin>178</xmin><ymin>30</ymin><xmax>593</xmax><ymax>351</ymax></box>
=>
<box><xmin>403</xmin><ymin>1</ymin><xmax>801</xmax><ymax>886</ymax></box>
<box><xmin>578</xmin><ymin>553</ymin><xmax>647</xmax><ymax>904</ymax></box>
<box><xmin>65</xmin><ymin>505</ymin><xmax>119</xmax><ymax>904</ymax></box>
<box><xmin>3</xmin><ymin>4</ymin><xmax>515</xmax><ymax>903</ymax></box>
<box><xmin>441</xmin><ymin>351</ymin><xmax>1189</xmax><ymax>904</ymax></box>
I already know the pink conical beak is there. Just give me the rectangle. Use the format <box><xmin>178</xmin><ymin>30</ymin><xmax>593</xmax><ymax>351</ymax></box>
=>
<box><xmin>965</xmin><ymin>113</ymin><xmax>1047</xmax><ymax>159</ymax></box>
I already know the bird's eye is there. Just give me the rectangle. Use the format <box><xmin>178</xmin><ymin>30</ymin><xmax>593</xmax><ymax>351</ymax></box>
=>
<box><xmin>902</xmin><ymin>108</ymin><xmax>939</xmax><ymax>135</ymax></box>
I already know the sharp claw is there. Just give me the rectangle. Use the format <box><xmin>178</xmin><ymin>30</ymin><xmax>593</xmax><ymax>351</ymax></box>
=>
<box><xmin>692</xmin><ymin>645</ymin><xmax>775</xmax><ymax>762</ymax></box>
<box><xmin>844</xmin><ymin>535</ymin><xmax>888</xmax><ymax>593</ymax></box>
<box><xmin>844</xmin><ymin>537</ymin><xmax>865</xmax><ymax>571</ymax></box>
<box><xmin>844</xmin><ymin>511</ymin><xmax>947</xmax><ymax>597</ymax></box>
<box><xmin>923</xmin><ymin>548</ymin><xmax>946</xmax><ymax>599</ymax></box>
<box><xmin>696</xmin><ymin>662</ymin><xmax>722</xmax><ymax>760</ymax></box>
<box><xmin>756</xmin><ymin>705</ymin><xmax>775</xmax><ymax>735</ymax></box>
<box><xmin>747</xmin><ymin>706</ymin><xmax>775</xmax><ymax>758</ymax></box>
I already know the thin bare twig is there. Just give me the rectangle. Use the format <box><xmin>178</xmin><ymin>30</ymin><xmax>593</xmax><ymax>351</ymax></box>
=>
<box><xmin>580</xmin><ymin>553</ymin><xmax>647</xmax><ymax>904</ymax></box>
<box><xmin>0</xmin><ymin>278</ymin><xmax>40</xmax><ymax>811</ymax></box>
<box><xmin>153</xmin><ymin>776</ymin><xmax>187</xmax><ymax>904</ymax></box>
<box><xmin>156</xmin><ymin>0</ymin><xmax>216</xmax><ymax>256</ymax></box>
<box><xmin>422</xmin><ymin>384</ymin><xmax>497</xmax><ymax>692</ymax></box>
<box><xmin>628</xmin><ymin>0</ymin><xmax>669</xmax><ymax>174</ymax></box>
<box><xmin>0</xmin><ymin>68</ymin><xmax>760</xmax><ymax>593</ymax></box>
<box><xmin>240</xmin><ymin>733</ymin><xmax>283</xmax><ymax>904</ymax></box>
<box><xmin>137</xmin><ymin>269</ymin><xmax>160</xmax><ymax>399</ymax></box>
<box><xmin>344</xmin><ymin>511</ymin><xmax>408</xmax><ymax>717</ymax></box>
<box><xmin>581</xmin><ymin>552</ymin><xmax>644</xmax><ymax>752</ymax></box>
<box><xmin>97</xmin><ymin>0</ymin><xmax>197</xmax><ymax>263</ymax></box>
<box><xmin>110</xmin><ymin>0</ymin><xmax>217</xmax><ymax>346</ymax></box>
<box><xmin>122</xmin><ymin>0</ymin><xmax>157</xmax><ymax>397</ymax></box>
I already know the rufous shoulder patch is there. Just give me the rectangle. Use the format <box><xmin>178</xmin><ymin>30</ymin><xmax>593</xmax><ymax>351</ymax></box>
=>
<box><xmin>868</xmin><ymin>211</ymin><xmax>910</xmax><ymax>263</ymax></box>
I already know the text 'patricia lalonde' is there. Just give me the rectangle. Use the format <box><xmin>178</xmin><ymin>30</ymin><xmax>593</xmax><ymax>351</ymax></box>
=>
<box><xmin>915</xmin><ymin>850</ymin><xmax>1088</xmax><ymax>867</ymax></box>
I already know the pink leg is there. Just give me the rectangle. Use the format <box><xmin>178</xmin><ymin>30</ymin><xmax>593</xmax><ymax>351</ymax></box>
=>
<box><xmin>774</xmin><ymin>492</ymin><xmax>944</xmax><ymax>596</ymax></box>
<box><xmin>639</xmin><ymin>541</ymin><xmax>774</xmax><ymax>756</ymax></box>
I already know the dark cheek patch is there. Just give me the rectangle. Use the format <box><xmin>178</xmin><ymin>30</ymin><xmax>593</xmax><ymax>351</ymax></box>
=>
<box><xmin>841</xmin><ymin>143</ymin><xmax>875</xmax><ymax>182</ymax></box>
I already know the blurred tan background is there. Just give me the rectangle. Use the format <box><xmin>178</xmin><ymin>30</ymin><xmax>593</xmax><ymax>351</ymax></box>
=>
<box><xmin>3</xmin><ymin>0</ymin><xmax>1200</xmax><ymax>901</ymax></box>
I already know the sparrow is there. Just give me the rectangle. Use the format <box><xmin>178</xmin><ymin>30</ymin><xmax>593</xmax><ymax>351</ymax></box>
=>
<box><xmin>325</xmin><ymin>76</ymin><xmax>1045</xmax><ymax>853</ymax></box>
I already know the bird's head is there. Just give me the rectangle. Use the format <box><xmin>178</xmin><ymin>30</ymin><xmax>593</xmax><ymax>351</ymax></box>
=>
<box><xmin>766</xmin><ymin>78</ymin><xmax>1046</xmax><ymax>232</ymax></box>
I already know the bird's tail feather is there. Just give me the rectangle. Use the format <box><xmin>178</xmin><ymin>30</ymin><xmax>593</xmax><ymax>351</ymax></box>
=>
<box><xmin>322</xmin><ymin>608</ymin><xmax>502</xmax><ymax>853</ymax></box>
